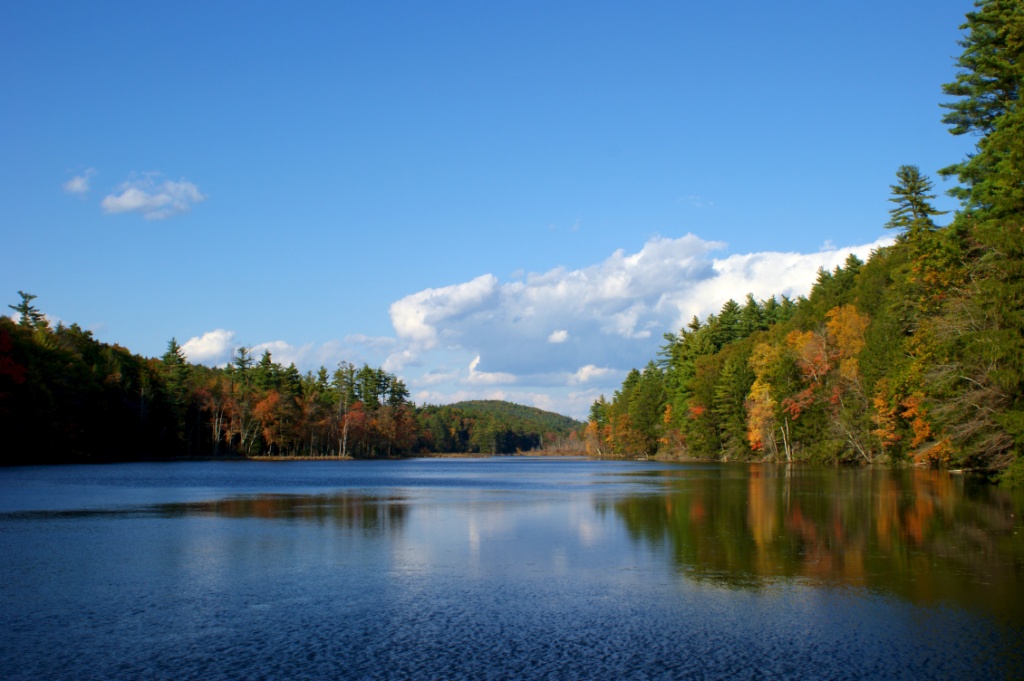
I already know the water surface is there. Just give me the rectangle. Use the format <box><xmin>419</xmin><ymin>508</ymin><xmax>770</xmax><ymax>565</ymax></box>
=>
<box><xmin>1</xmin><ymin>459</ymin><xmax>1021</xmax><ymax>679</ymax></box>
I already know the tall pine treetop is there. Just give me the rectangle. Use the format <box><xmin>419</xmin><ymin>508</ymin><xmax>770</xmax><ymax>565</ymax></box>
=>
<box><xmin>941</xmin><ymin>0</ymin><xmax>1023</xmax><ymax>137</ymax></box>
<box><xmin>940</xmin><ymin>0</ymin><xmax>1024</xmax><ymax>206</ymax></box>
<box><xmin>8</xmin><ymin>291</ymin><xmax>48</xmax><ymax>330</ymax></box>
<box><xmin>885</xmin><ymin>165</ymin><xmax>946</xmax><ymax>236</ymax></box>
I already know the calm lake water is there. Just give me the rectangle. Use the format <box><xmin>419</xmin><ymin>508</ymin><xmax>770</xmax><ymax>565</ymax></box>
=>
<box><xmin>1</xmin><ymin>459</ymin><xmax>1022</xmax><ymax>680</ymax></box>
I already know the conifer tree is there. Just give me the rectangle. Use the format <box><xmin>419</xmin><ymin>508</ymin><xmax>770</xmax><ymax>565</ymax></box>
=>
<box><xmin>161</xmin><ymin>338</ymin><xmax>190</xmax><ymax>398</ymax></box>
<box><xmin>8</xmin><ymin>291</ymin><xmax>47</xmax><ymax>329</ymax></box>
<box><xmin>940</xmin><ymin>0</ymin><xmax>1024</xmax><ymax>204</ymax></box>
<box><xmin>884</xmin><ymin>165</ymin><xmax>946</xmax><ymax>237</ymax></box>
<box><xmin>941</xmin><ymin>0</ymin><xmax>1022</xmax><ymax>138</ymax></box>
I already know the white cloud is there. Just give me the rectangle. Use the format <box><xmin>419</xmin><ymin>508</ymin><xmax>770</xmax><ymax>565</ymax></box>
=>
<box><xmin>676</xmin><ymin>240</ymin><xmax>892</xmax><ymax>325</ymax></box>
<box><xmin>384</xmin><ymin>233</ymin><xmax>894</xmax><ymax>416</ymax></box>
<box><xmin>414</xmin><ymin>369</ymin><xmax>463</xmax><ymax>387</ymax></box>
<box><xmin>251</xmin><ymin>340</ymin><xmax>316</xmax><ymax>368</ymax></box>
<box><xmin>63</xmin><ymin>168</ymin><xmax>95</xmax><ymax>195</ymax></box>
<box><xmin>569</xmin><ymin>365</ymin><xmax>614</xmax><ymax>385</ymax></box>
<box><xmin>181</xmin><ymin>329</ymin><xmax>236</xmax><ymax>365</ymax></box>
<box><xmin>382</xmin><ymin>348</ymin><xmax>418</xmax><ymax>372</ymax></box>
<box><xmin>466</xmin><ymin>355</ymin><xmax>517</xmax><ymax>386</ymax></box>
<box><xmin>101</xmin><ymin>173</ymin><xmax>205</xmax><ymax>220</ymax></box>
<box><xmin>387</xmin><ymin>233</ymin><xmax>720</xmax><ymax>377</ymax></box>
<box><xmin>547</xmin><ymin>329</ymin><xmax>569</xmax><ymax>344</ymax></box>
<box><xmin>389</xmin><ymin>274</ymin><xmax>498</xmax><ymax>346</ymax></box>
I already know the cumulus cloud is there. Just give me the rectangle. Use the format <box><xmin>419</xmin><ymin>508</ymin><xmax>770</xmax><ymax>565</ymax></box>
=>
<box><xmin>415</xmin><ymin>369</ymin><xmax>463</xmax><ymax>387</ymax></box>
<box><xmin>63</xmin><ymin>168</ymin><xmax>95</xmax><ymax>195</ymax></box>
<box><xmin>548</xmin><ymin>329</ymin><xmax>569</xmax><ymax>344</ymax></box>
<box><xmin>101</xmin><ymin>173</ymin><xmax>205</xmax><ymax>220</ymax></box>
<box><xmin>467</xmin><ymin>355</ymin><xmax>517</xmax><ymax>386</ymax></box>
<box><xmin>666</xmin><ymin>241</ymin><xmax>894</xmax><ymax>325</ymax></box>
<box><xmin>569</xmin><ymin>365</ymin><xmax>615</xmax><ymax>385</ymax></box>
<box><xmin>389</xmin><ymin>274</ymin><xmax>498</xmax><ymax>346</ymax></box>
<box><xmin>181</xmin><ymin>329</ymin><xmax>236</xmax><ymax>365</ymax></box>
<box><xmin>250</xmin><ymin>340</ymin><xmax>317</xmax><ymax>368</ymax></box>
<box><xmin>386</xmin><ymin>233</ymin><xmax>893</xmax><ymax>384</ymax></box>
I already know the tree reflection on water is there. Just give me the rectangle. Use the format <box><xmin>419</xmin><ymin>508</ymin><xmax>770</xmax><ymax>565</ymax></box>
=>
<box><xmin>598</xmin><ymin>465</ymin><xmax>1024</xmax><ymax>618</ymax></box>
<box><xmin>156</xmin><ymin>492</ymin><xmax>407</xmax><ymax>535</ymax></box>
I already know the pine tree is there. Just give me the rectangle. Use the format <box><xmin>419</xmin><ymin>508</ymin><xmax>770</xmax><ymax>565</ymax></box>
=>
<box><xmin>940</xmin><ymin>0</ymin><xmax>1024</xmax><ymax>204</ymax></box>
<box><xmin>8</xmin><ymin>291</ymin><xmax>48</xmax><ymax>329</ymax></box>
<box><xmin>626</xmin><ymin>362</ymin><xmax>666</xmax><ymax>455</ymax></box>
<box><xmin>940</xmin><ymin>0</ymin><xmax>1022</xmax><ymax>138</ymax></box>
<box><xmin>588</xmin><ymin>395</ymin><xmax>609</xmax><ymax>428</ymax></box>
<box><xmin>712</xmin><ymin>353</ymin><xmax>754</xmax><ymax>459</ymax></box>
<box><xmin>885</xmin><ymin>166</ymin><xmax>946</xmax><ymax>237</ymax></box>
<box><xmin>161</xmin><ymin>338</ymin><xmax>190</xmax><ymax>399</ymax></box>
<box><xmin>252</xmin><ymin>350</ymin><xmax>280</xmax><ymax>392</ymax></box>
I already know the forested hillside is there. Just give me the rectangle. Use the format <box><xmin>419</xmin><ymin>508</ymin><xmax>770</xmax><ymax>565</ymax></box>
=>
<box><xmin>0</xmin><ymin>308</ymin><xmax>579</xmax><ymax>464</ymax></box>
<box><xmin>450</xmin><ymin>400</ymin><xmax>581</xmax><ymax>434</ymax></box>
<box><xmin>587</xmin><ymin>0</ymin><xmax>1024</xmax><ymax>482</ymax></box>
<box><xmin>417</xmin><ymin>401</ymin><xmax>583</xmax><ymax>455</ymax></box>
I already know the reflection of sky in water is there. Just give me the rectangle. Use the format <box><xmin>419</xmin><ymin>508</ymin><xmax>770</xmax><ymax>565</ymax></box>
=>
<box><xmin>1</xmin><ymin>460</ymin><xmax>1022</xmax><ymax>680</ymax></box>
<box><xmin>388</xmin><ymin>491</ymin><xmax>613</xmax><ymax>582</ymax></box>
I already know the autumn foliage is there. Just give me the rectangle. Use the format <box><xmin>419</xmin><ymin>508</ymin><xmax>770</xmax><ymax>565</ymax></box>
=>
<box><xmin>0</xmin><ymin>311</ymin><xmax>581</xmax><ymax>463</ymax></box>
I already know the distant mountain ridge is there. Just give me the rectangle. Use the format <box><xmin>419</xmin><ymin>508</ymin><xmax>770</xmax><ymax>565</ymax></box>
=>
<box><xmin>447</xmin><ymin>400</ymin><xmax>583</xmax><ymax>432</ymax></box>
<box><xmin>412</xmin><ymin>399</ymin><xmax>582</xmax><ymax>455</ymax></box>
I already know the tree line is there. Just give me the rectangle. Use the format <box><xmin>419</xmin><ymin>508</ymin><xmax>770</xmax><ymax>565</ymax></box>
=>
<box><xmin>0</xmin><ymin>302</ymin><xmax>580</xmax><ymax>464</ymax></box>
<box><xmin>586</xmin><ymin>0</ymin><xmax>1024</xmax><ymax>483</ymax></box>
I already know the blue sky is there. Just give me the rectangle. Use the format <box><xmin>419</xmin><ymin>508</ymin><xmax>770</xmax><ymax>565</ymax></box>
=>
<box><xmin>1</xmin><ymin>1</ymin><xmax>977</xmax><ymax>419</ymax></box>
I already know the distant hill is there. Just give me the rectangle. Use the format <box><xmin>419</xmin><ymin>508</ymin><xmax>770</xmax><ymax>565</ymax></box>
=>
<box><xmin>414</xmin><ymin>400</ymin><xmax>583</xmax><ymax>454</ymax></box>
<box><xmin>448</xmin><ymin>400</ymin><xmax>583</xmax><ymax>433</ymax></box>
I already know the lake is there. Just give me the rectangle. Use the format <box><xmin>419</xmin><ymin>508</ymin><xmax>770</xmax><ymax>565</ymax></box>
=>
<box><xmin>1</xmin><ymin>459</ymin><xmax>1022</xmax><ymax>680</ymax></box>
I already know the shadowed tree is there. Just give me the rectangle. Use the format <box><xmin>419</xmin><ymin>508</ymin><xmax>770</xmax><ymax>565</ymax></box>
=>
<box><xmin>8</xmin><ymin>291</ymin><xmax>47</xmax><ymax>330</ymax></box>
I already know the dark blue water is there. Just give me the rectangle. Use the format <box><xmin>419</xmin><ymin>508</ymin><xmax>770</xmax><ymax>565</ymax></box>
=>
<box><xmin>1</xmin><ymin>459</ymin><xmax>1021</xmax><ymax>680</ymax></box>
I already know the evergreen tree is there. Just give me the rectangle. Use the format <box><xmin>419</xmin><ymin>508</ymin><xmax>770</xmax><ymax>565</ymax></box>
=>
<box><xmin>885</xmin><ymin>165</ymin><xmax>946</xmax><ymax>237</ymax></box>
<box><xmin>940</xmin><ymin>0</ymin><xmax>1022</xmax><ymax>138</ymax></box>
<box><xmin>281</xmin><ymin>363</ymin><xmax>303</xmax><ymax>398</ymax></box>
<box><xmin>161</xmin><ymin>338</ymin><xmax>191</xmax><ymax>402</ymax></box>
<box><xmin>315</xmin><ymin>366</ymin><xmax>332</xmax><ymax>396</ymax></box>
<box><xmin>8</xmin><ymin>291</ymin><xmax>47</xmax><ymax>329</ymax></box>
<box><xmin>626</xmin><ymin>361</ymin><xmax>666</xmax><ymax>456</ymax></box>
<box><xmin>940</xmin><ymin>0</ymin><xmax>1024</xmax><ymax>204</ymax></box>
<box><xmin>712</xmin><ymin>299</ymin><xmax>743</xmax><ymax>350</ymax></box>
<box><xmin>387</xmin><ymin>377</ymin><xmax>410</xmax><ymax>406</ymax></box>
<box><xmin>232</xmin><ymin>346</ymin><xmax>254</xmax><ymax>384</ymax></box>
<box><xmin>252</xmin><ymin>350</ymin><xmax>280</xmax><ymax>393</ymax></box>
<box><xmin>588</xmin><ymin>395</ymin><xmax>609</xmax><ymax>427</ymax></box>
<box><xmin>738</xmin><ymin>294</ymin><xmax>766</xmax><ymax>337</ymax></box>
<box><xmin>712</xmin><ymin>353</ymin><xmax>754</xmax><ymax>459</ymax></box>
